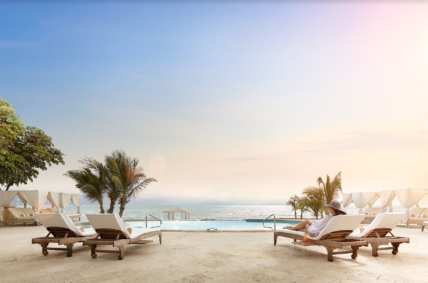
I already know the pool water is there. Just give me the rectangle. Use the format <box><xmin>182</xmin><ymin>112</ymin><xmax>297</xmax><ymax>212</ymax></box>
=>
<box><xmin>80</xmin><ymin>220</ymin><xmax>299</xmax><ymax>231</ymax></box>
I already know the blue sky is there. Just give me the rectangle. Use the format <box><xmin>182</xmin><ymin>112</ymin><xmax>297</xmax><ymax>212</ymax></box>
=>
<box><xmin>2</xmin><ymin>2</ymin><xmax>428</xmax><ymax>204</ymax></box>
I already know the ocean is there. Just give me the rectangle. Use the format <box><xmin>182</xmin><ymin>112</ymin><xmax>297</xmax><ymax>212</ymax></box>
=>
<box><xmin>61</xmin><ymin>204</ymin><xmax>408</xmax><ymax>221</ymax></box>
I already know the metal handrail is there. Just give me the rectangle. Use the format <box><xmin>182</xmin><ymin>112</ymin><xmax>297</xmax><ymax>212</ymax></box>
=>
<box><xmin>263</xmin><ymin>214</ymin><xmax>275</xmax><ymax>230</ymax></box>
<box><xmin>148</xmin><ymin>214</ymin><xmax>162</xmax><ymax>228</ymax></box>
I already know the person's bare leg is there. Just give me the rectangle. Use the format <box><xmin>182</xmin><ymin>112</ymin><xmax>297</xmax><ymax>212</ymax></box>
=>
<box><xmin>287</xmin><ymin>219</ymin><xmax>311</xmax><ymax>230</ymax></box>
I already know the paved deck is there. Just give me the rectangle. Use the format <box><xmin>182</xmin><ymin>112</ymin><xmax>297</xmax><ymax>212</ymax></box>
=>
<box><xmin>0</xmin><ymin>225</ymin><xmax>427</xmax><ymax>283</ymax></box>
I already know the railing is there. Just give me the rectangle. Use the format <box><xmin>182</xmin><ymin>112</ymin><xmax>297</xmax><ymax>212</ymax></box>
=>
<box><xmin>263</xmin><ymin>214</ymin><xmax>277</xmax><ymax>231</ymax></box>
<box><xmin>146</xmin><ymin>214</ymin><xmax>163</xmax><ymax>228</ymax></box>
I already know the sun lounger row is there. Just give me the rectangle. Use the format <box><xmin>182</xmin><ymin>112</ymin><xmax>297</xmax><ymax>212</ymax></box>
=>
<box><xmin>406</xmin><ymin>207</ymin><xmax>428</xmax><ymax>227</ymax></box>
<box><xmin>32</xmin><ymin>213</ymin><xmax>161</xmax><ymax>260</ymax></box>
<box><xmin>4</xmin><ymin>207</ymin><xmax>81</xmax><ymax>226</ymax></box>
<box><xmin>364</xmin><ymin>207</ymin><xmax>386</xmax><ymax>215</ymax></box>
<box><xmin>274</xmin><ymin>213</ymin><xmax>409</xmax><ymax>261</ymax></box>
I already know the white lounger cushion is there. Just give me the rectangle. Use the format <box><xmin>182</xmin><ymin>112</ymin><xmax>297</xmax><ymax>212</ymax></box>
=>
<box><xmin>282</xmin><ymin>215</ymin><xmax>366</xmax><ymax>240</ymax></box>
<box><xmin>7</xmin><ymin>208</ymin><xmax>36</xmax><ymax>220</ymax></box>
<box><xmin>87</xmin><ymin>214</ymin><xmax>160</xmax><ymax>239</ymax></box>
<box><xmin>36</xmin><ymin>213</ymin><xmax>96</xmax><ymax>237</ymax></box>
<box><xmin>349</xmin><ymin>213</ymin><xmax>404</xmax><ymax>238</ymax></box>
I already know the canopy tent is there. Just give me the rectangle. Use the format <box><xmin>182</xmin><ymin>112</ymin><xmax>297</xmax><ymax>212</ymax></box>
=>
<box><xmin>395</xmin><ymin>189</ymin><xmax>428</xmax><ymax>223</ymax></box>
<box><xmin>380</xmin><ymin>190</ymin><xmax>396</xmax><ymax>212</ymax></box>
<box><xmin>344</xmin><ymin>189</ymin><xmax>428</xmax><ymax>225</ymax></box>
<box><xmin>0</xmin><ymin>190</ymin><xmax>81</xmax><ymax>224</ymax></box>
<box><xmin>163</xmin><ymin>207</ymin><xmax>190</xmax><ymax>221</ymax></box>
<box><xmin>342</xmin><ymin>192</ymin><xmax>380</xmax><ymax>214</ymax></box>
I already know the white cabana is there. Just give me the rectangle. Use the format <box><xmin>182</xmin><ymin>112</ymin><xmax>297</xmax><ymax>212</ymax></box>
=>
<box><xmin>47</xmin><ymin>192</ymin><xmax>60</xmax><ymax>211</ymax></box>
<box><xmin>342</xmin><ymin>193</ymin><xmax>353</xmax><ymax>208</ymax></box>
<box><xmin>348</xmin><ymin>192</ymin><xmax>380</xmax><ymax>214</ymax></box>
<box><xmin>395</xmin><ymin>189</ymin><xmax>428</xmax><ymax>224</ymax></box>
<box><xmin>0</xmin><ymin>191</ymin><xmax>18</xmax><ymax>222</ymax></box>
<box><xmin>380</xmin><ymin>190</ymin><xmax>396</xmax><ymax>212</ymax></box>
<box><xmin>0</xmin><ymin>190</ymin><xmax>81</xmax><ymax>225</ymax></box>
<box><xmin>59</xmin><ymin>193</ymin><xmax>71</xmax><ymax>213</ymax></box>
<box><xmin>163</xmin><ymin>207</ymin><xmax>190</xmax><ymax>221</ymax></box>
<box><xmin>71</xmin><ymin>194</ymin><xmax>81</xmax><ymax>214</ymax></box>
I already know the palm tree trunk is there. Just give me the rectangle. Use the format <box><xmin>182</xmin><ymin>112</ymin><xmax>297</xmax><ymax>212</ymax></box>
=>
<box><xmin>108</xmin><ymin>198</ymin><xmax>117</xmax><ymax>214</ymax></box>
<box><xmin>97</xmin><ymin>198</ymin><xmax>105</xmax><ymax>213</ymax></box>
<box><xmin>119</xmin><ymin>205</ymin><xmax>125</xmax><ymax>218</ymax></box>
<box><xmin>300</xmin><ymin>210</ymin><xmax>303</xmax><ymax>219</ymax></box>
<box><xmin>294</xmin><ymin>210</ymin><xmax>297</xmax><ymax>219</ymax></box>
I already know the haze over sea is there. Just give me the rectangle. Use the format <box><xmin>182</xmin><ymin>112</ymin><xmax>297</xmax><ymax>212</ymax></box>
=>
<box><xmin>57</xmin><ymin>204</ymin><xmax>407</xmax><ymax>221</ymax></box>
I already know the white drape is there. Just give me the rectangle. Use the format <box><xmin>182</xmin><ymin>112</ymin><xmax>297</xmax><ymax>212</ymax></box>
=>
<box><xmin>395</xmin><ymin>189</ymin><xmax>428</xmax><ymax>223</ymax></box>
<box><xmin>70</xmin><ymin>194</ymin><xmax>81</xmax><ymax>214</ymax></box>
<box><xmin>0</xmin><ymin>191</ymin><xmax>18</xmax><ymax>222</ymax></box>
<box><xmin>16</xmin><ymin>192</ymin><xmax>30</xmax><ymax>207</ymax></box>
<box><xmin>381</xmin><ymin>190</ymin><xmax>396</xmax><ymax>212</ymax></box>
<box><xmin>59</xmin><ymin>193</ymin><xmax>71</xmax><ymax>213</ymax></box>
<box><xmin>352</xmin><ymin>192</ymin><xmax>376</xmax><ymax>214</ymax></box>
<box><xmin>342</xmin><ymin>193</ymin><xmax>353</xmax><ymax>207</ymax></box>
<box><xmin>47</xmin><ymin>192</ymin><xmax>60</xmax><ymax>211</ymax></box>
<box><xmin>417</xmin><ymin>193</ymin><xmax>428</xmax><ymax>206</ymax></box>
<box><xmin>20</xmin><ymin>191</ymin><xmax>48</xmax><ymax>212</ymax></box>
<box><xmin>368</xmin><ymin>194</ymin><xmax>380</xmax><ymax>207</ymax></box>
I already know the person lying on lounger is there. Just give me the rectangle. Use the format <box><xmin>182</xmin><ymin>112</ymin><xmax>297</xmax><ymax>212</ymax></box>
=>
<box><xmin>286</xmin><ymin>200</ymin><xmax>347</xmax><ymax>237</ymax></box>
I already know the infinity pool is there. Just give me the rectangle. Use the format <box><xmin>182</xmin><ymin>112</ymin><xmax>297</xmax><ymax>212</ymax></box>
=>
<box><xmin>81</xmin><ymin>220</ymin><xmax>299</xmax><ymax>231</ymax></box>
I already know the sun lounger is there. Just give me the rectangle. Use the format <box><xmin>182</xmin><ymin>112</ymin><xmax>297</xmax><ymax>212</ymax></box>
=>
<box><xmin>83</xmin><ymin>214</ymin><xmax>162</xmax><ymax>260</ymax></box>
<box><xmin>274</xmin><ymin>215</ymin><xmax>367</xmax><ymax>262</ymax></box>
<box><xmin>39</xmin><ymin>207</ymin><xmax>81</xmax><ymax>221</ymax></box>
<box><xmin>363</xmin><ymin>207</ymin><xmax>386</xmax><ymax>223</ymax></box>
<box><xmin>422</xmin><ymin>221</ymin><xmax>428</xmax><ymax>232</ymax></box>
<box><xmin>348</xmin><ymin>213</ymin><xmax>409</xmax><ymax>257</ymax></box>
<box><xmin>4</xmin><ymin>207</ymin><xmax>38</xmax><ymax>226</ymax></box>
<box><xmin>406</xmin><ymin>207</ymin><xmax>428</xmax><ymax>227</ymax></box>
<box><xmin>32</xmin><ymin>213</ymin><xmax>97</xmax><ymax>257</ymax></box>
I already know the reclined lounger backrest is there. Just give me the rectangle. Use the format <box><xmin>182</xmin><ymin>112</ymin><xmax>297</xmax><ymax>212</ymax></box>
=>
<box><xmin>349</xmin><ymin>213</ymin><xmax>404</xmax><ymax>238</ymax></box>
<box><xmin>36</xmin><ymin>213</ymin><xmax>87</xmax><ymax>237</ymax></box>
<box><xmin>314</xmin><ymin>215</ymin><xmax>366</xmax><ymax>240</ymax></box>
<box><xmin>86</xmin><ymin>214</ymin><xmax>131</xmax><ymax>239</ymax></box>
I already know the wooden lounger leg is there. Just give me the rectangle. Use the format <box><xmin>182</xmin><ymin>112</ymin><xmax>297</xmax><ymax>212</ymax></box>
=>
<box><xmin>370</xmin><ymin>243</ymin><xmax>379</xmax><ymax>257</ymax></box>
<box><xmin>326</xmin><ymin>247</ymin><xmax>335</xmax><ymax>262</ymax></box>
<box><xmin>391</xmin><ymin>243</ymin><xmax>400</xmax><ymax>255</ymax></box>
<box><xmin>351</xmin><ymin>246</ymin><xmax>359</xmax><ymax>259</ymax></box>
<box><xmin>89</xmin><ymin>244</ymin><xmax>97</xmax><ymax>259</ymax></box>
<box><xmin>118</xmin><ymin>245</ymin><xmax>125</xmax><ymax>260</ymax></box>
<box><xmin>40</xmin><ymin>243</ymin><xmax>49</xmax><ymax>256</ymax></box>
<box><xmin>66</xmin><ymin>243</ymin><xmax>75</xmax><ymax>257</ymax></box>
<box><xmin>274</xmin><ymin>232</ymin><xmax>278</xmax><ymax>246</ymax></box>
<box><xmin>159</xmin><ymin>233</ymin><xmax>162</xmax><ymax>244</ymax></box>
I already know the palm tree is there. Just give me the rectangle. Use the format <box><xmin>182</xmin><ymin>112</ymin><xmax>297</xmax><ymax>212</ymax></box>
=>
<box><xmin>302</xmin><ymin>187</ymin><xmax>325</xmax><ymax>219</ymax></box>
<box><xmin>317</xmin><ymin>172</ymin><xmax>342</xmax><ymax>205</ymax></box>
<box><xmin>105</xmin><ymin>150</ymin><xmax>157</xmax><ymax>217</ymax></box>
<box><xmin>64</xmin><ymin>168</ymin><xmax>106</xmax><ymax>213</ymax></box>
<box><xmin>81</xmin><ymin>157</ymin><xmax>119</xmax><ymax>214</ymax></box>
<box><xmin>286</xmin><ymin>195</ymin><xmax>300</xmax><ymax>219</ymax></box>
<box><xmin>297</xmin><ymin>198</ymin><xmax>309</xmax><ymax>219</ymax></box>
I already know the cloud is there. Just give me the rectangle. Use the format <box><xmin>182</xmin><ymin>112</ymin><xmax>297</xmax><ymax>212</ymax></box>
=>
<box><xmin>215</xmin><ymin>130</ymin><xmax>428</xmax><ymax>162</ymax></box>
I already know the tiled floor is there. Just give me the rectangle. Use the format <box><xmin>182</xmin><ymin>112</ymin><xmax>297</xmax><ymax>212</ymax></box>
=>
<box><xmin>0</xmin><ymin>225</ymin><xmax>427</xmax><ymax>282</ymax></box>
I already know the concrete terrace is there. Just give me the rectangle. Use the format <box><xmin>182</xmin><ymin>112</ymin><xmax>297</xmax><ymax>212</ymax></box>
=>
<box><xmin>0</xmin><ymin>225</ymin><xmax>427</xmax><ymax>283</ymax></box>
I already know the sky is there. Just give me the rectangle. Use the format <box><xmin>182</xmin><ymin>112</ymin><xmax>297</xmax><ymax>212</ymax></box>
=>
<box><xmin>1</xmin><ymin>1</ymin><xmax>428</xmax><ymax>205</ymax></box>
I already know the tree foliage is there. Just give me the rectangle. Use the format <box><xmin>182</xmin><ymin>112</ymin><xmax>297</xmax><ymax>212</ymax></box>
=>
<box><xmin>105</xmin><ymin>150</ymin><xmax>157</xmax><ymax>217</ymax></box>
<box><xmin>302</xmin><ymin>186</ymin><xmax>325</xmax><ymax>219</ymax></box>
<box><xmin>286</xmin><ymin>195</ymin><xmax>300</xmax><ymax>219</ymax></box>
<box><xmin>65</xmin><ymin>150</ymin><xmax>156</xmax><ymax>217</ymax></box>
<box><xmin>0</xmin><ymin>125</ymin><xmax>65</xmax><ymax>191</ymax></box>
<box><xmin>317</xmin><ymin>171</ymin><xmax>342</xmax><ymax>205</ymax></box>
<box><xmin>0</xmin><ymin>98</ymin><xmax>25</xmax><ymax>149</ymax></box>
<box><xmin>65</xmin><ymin>167</ymin><xmax>106</xmax><ymax>214</ymax></box>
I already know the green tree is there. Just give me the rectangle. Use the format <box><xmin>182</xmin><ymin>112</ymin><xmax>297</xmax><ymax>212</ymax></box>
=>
<box><xmin>64</xmin><ymin>167</ymin><xmax>106</xmax><ymax>214</ymax></box>
<box><xmin>302</xmin><ymin>187</ymin><xmax>325</xmax><ymax>219</ymax></box>
<box><xmin>0</xmin><ymin>126</ymin><xmax>64</xmax><ymax>191</ymax></box>
<box><xmin>317</xmin><ymin>172</ymin><xmax>342</xmax><ymax>205</ymax></box>
<box><xmin>0</xmin><ymin>98</ymin><xmax>25</xmax><ymax>149</ymax></box>
<box><xmin>286</xmin><ymin>195</ymin><xmax>300</xmax><ymax>219</ymax></box>
<box><xmin>105</xmin><ymin>150</ymin><xmax>156</xmax><ymax>217</ymax></box>
<box><xmin>297</xmin><ymin>198</ymin><xmax>309</xmax><ymax>219</ymax></box>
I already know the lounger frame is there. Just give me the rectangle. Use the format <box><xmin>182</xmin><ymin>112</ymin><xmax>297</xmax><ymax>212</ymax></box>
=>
<box><xmin>274</xmin><ymin>230</ymin><xmax>367</xmax><ymax>262</ymax></box>
<box><xmin>348</xmin><ymin>228</ymin><xmax>409</xmax><ymax>257</ymax></box>
<box><xmin>32</xmin><ymin>227</ymin><xmax>97</xmax><ymax>257</ymax></box>
<box><xmin>83</xmin><ymin>228</ymin><xmax>162</xmax><ymax>260</ymax></box>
